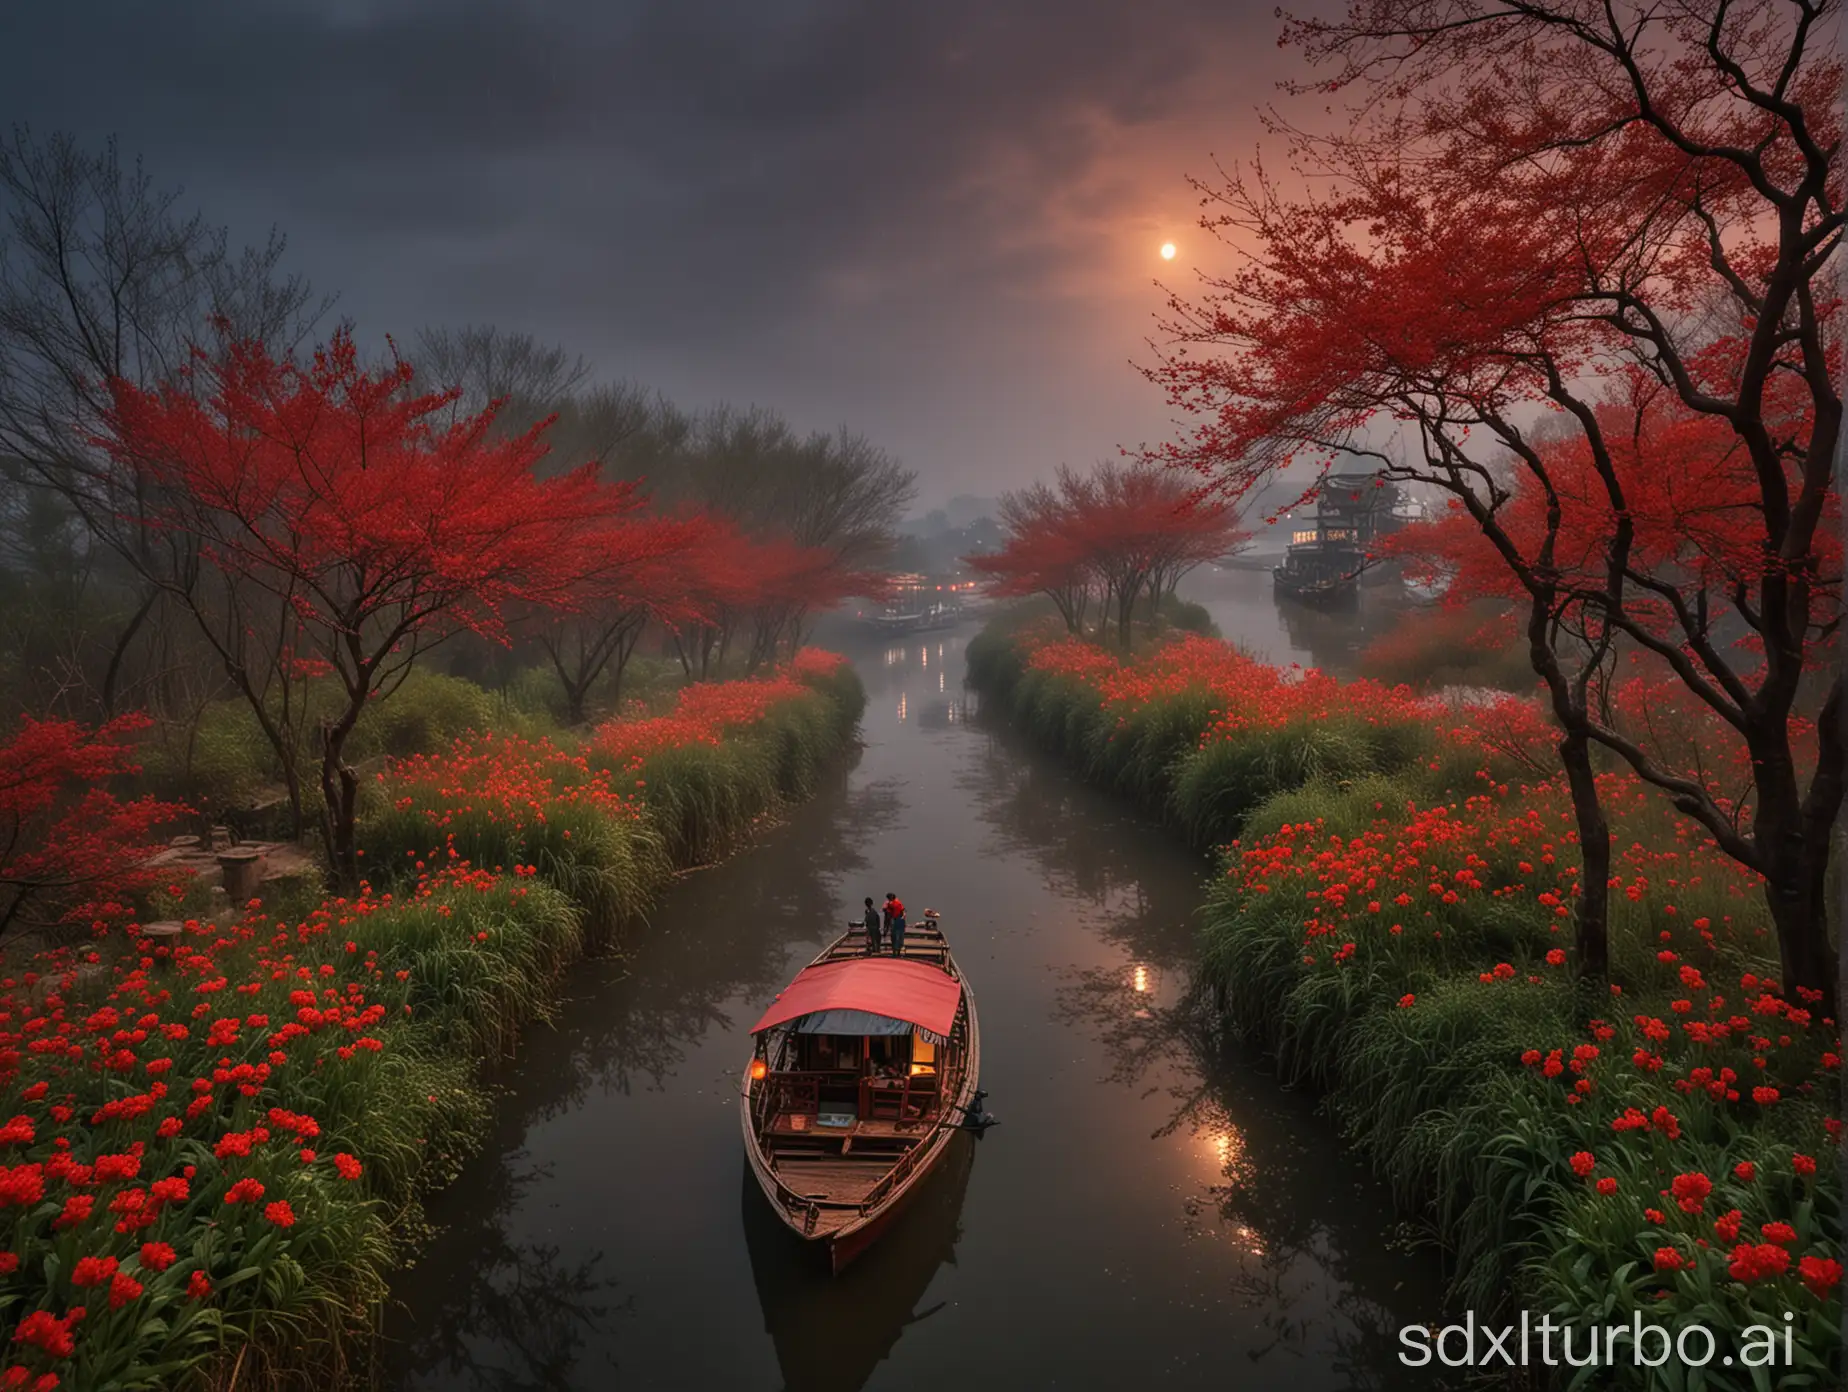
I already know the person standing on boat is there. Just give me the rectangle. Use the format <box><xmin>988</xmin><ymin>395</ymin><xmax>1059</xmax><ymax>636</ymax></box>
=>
<box><xmin>883</xmin><ymin>892</ymin><xmax>907</xmax><ymax>957</ymax></box>
<box><xmin>861</xmin><ymin>896</ymin><xmax>883</xmax><ymax>955</ymax></box>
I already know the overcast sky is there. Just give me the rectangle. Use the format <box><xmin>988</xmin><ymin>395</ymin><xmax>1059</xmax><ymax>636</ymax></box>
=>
<box><xmin>3</xmin><ymin>0</ymin><xmax>1317</xmax><ymax>508</ymax></box>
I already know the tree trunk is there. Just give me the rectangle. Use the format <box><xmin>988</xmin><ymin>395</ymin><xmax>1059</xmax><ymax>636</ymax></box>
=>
<box><xmin>1116</xmin><ymin>582</ymin><xmax>1138</xmax><ymax>652</ymax></box>
<box><xmin>99</xmin><ymin>587</ymin><xmax>159</xmax><ymax>717</ymax></box>
<box><xmin>1558</xmin><ymin>729</ymin><xmax>1611</xmax><ymax>985</ymax></box>
<box><xmin>1755</xmin><ymin>795</ymin><xmax>1839</xmax><ymax>1017</ymax></box>
<box><xmin>318</xmin><ymin>693</ymin><xmax>366</xmax><ymax>894</ymax></box>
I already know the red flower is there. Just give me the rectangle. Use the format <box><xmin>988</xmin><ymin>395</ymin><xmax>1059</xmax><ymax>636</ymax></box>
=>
<box><xmin>1669</xmin><ymin>1172</ymin><xmax>1712</xmax><ymax>1214</ymax></box>
<box><xmin>1727</xmin><ymin>1243</ymin><xmax>1790</xmax><ymax>1283</ymax></box>
<box><xmin>262</xmin><ymin>1200</ymin><xmax>296</xmax><ymax>1228</ymax></box>
<box><xmin>1569</xmin><ymin>1151</ymin><xmax>1596</xmax><ymax>1178</ymax></box>
<box><xmin>2</xmin><ymin>1370</ymin><xmax>61</xmax><ymax>1392</ymax></box>
<box><xmin>69</xmin><ymin>1255</ymin><xmax>118</xmax><ymax>1288</ymax></box>
<box><xmin>11</xmin><ymin>1309</ymin><xmax>80</xmax><ymax>1359</ymax></box>
<box><xmin>223</xmin><ymin>1177</ymin><xmax>265</xmax><ymax>1205</ymax></box>
<box><xmin>1644</xmin><ymin>1208</ymin><xmax>1666</xmax><ymax>1225</ymax></box>
<box><xmin>1714</xmin><ymin>1209</ymin><xmax>1743</xmax><ymax>1243</ymax></box>
<box><xmin>1652</xmin><ymin>1247</ymin><xmax>1686</xmax><ymax>1272</ymax></box>
<box><xmin>52</xmin><ymin>1195</ymin><xmax>92</xmax><ymax>1230</ymax></box>
<box><xmin>1595</xmin><ymin>1176</ymin><xmax>1617</xmax><ymax>1196</ymax></box>
<box><xmin>185</xmin><ymin>1270</ymin><xmax>211</xmax><ymax>1300</ymax></box>
<box><xmin>138</xmin><ymin>1242</ymin><xmax>176</xmax><ymax>1273</ymax></box>
<box><xmin>0</xmin><ymin>1254</ymin><xmax>16</xmax><ymax>1277</ymax></box>
<box><xmin>1733</xmin><ymin>1160</ymin><xmax>1756</xmax><ymax>1183</ymax></box>
<box><xmin>1793</xmin><ymin>1153</ymin><xmax>1817</xmax><ymax>1177</ymax></box>
<box><xmin>106</xmin><ymin>1272</ymin><xmax>143</xmax><ymax>1310</ymax></box>
<box><xmin>1397</xmin><ymin>993</ymin><xmax>1415</xmax><ymax>1008</ymax></box>
<box><xmin>91</xmin><ymin>1153</ymin><xmax>138</xmax><ymax>1183</ymax></box>
<box><xmin>333</xmin><ymin>1152</ymin><xmax>362</xmax><ymax>1182</ymax></box>
<box><xmin>1545</xmin><ymin>948</ymin><xmax>1565</xmax><ymax>966</ymax></box>
<box><xmin>1798</xmin><ymin>1255</ymin><xmax>1842</xmax><ymax>1299</ymax></box>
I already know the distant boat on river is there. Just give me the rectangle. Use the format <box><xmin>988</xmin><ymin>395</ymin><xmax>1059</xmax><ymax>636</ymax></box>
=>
<box><xmin>740</xmin><ymin>912</ymin><xmax>983</xmax><ymax>1272</ymax></box>
<box><xmin>1274</xmin><ymin>472</ymin><xmax>1419</xmax><ymax>607</ymax></box>
<box><xmin>871</xmin><ymin>600</ymin><xmax>968</xmax><ymax>634</ymax></box>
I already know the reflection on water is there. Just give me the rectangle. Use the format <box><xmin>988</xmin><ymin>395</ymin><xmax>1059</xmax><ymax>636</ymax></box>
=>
<box><xmin>743</xmin><ymin>1135</ymin><xmax>975</xmax><ymax>1392</ymax></box>
<box><xmin>381</xmin><ymin>1154</ymin><xmax>627</xmax><ymax>1390</ymax></box>
<box><xmin>378</xmin><ymin>612</ymin><xmax>1455</xmax><ymax>1391</ymax></box>
<box><xmin>1181</xmin><ymin>566</ymin><xmax>1418</xmax><ymax>678</ymax></box>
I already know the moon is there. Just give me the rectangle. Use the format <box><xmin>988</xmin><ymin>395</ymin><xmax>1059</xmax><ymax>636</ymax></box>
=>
<box><xmin>1160</xmin><ymin>242</ymin><xmax>1177</xmax><ymax>260</ymax></box>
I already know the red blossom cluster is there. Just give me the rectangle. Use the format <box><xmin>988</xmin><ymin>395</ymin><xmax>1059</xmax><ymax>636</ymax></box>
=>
<box><xmin>0</xmin><ymin>716</ymin><xmax>189</xmax><ymax>940</ymax></box>
<box><xmin>1023</xmin><ymin>632</ymin><xmax>1443</xmax><ymax>744</ymax></box>
<box><xmin>590</xmin><ymin>654</ymin><xmax>834</xmax><ymax>767</ymax></box>
<box><xmin>0</xmin><ymin>863</ymin><xmax>473</xmax><ymax>1378</ymax></box>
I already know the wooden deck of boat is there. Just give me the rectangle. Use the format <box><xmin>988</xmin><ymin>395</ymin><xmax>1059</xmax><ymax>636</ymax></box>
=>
<box><xmin>816</xmin><ymin>928</ymin><xmax>950</xmax><ymax>968</ymax></box>
<box><xmin>766</xmin><ymin>1115</ymin><xmax>926</xmax><ymax>1143</ymax></box>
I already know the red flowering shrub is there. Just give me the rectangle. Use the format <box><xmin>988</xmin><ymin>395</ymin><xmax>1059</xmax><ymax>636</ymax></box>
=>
<box><xmin>0</xmin><ymin>716</ymin><xmax>189</xmax><ymax>939</ymax></box>
<box><xmin>0</xmin><ymin>645</ymin><xmax>865</xmax><ymax>1381</ymax></box>
<box><xmin>0</xmin><ymin>860</ymin><xmax>594</xmax><ymax>1382</ymax></box>
<box><xmin>973</xmin><ymin>621</ymin><xmax>1842</xmax><ymax>1373</ymax></box>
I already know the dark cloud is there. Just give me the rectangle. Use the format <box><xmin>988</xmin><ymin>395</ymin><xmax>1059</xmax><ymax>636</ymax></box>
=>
<box><xmin>1</xmin><ymin>0</ymin><xmax>1302</xmax><ymax>504</ymax></box>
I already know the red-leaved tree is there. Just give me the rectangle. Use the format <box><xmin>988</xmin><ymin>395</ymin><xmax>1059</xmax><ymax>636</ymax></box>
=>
<box><xmin>0</xmin><ymin>714</ymin><xmax>187</xmax><ymax>939</ymax></box>
<box><xmin>103</xmin><ymin>330</ymin><xmax>616</xmax><ymax>889</ymax></box>
<box><xmin>539</xmin><ymin>497</ymin><xmax>708</xmax><ymax>724</ymax></box>
<box><xmin>1142</xmin><ymin>1</ymin><xmax>1841</xmax><ymax>1005</ymax></box>
<box><xmin>667</xmin><ymin>520</ymin><xmax>881</xmax><ymax>678</ymax></box>
<box><xmin>971</xmin><ymin>462</ymin><xmax>1245</xmax><ymax>649</ymax></box>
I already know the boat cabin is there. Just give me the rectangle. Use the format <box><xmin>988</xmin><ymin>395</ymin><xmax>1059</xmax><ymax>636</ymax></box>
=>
<box><xmin>767</xmin><ymin>1025</ymin><xmax>944</xmax><ymax>1131</ymax></box>
<box><xmin>747</xmin><ymin>946</ymin><xmax>966</xmax><ymax>1161</ymax></box>
<box><xmin>1276</xmin><ymin>470</ymin><xmax>1409</xmax><ymax>602</ymax></box>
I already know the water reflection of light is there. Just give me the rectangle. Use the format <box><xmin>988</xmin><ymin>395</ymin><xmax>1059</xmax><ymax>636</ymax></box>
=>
<box><xmin>1207</xmin><ymin>1125</ymin><xmax>1262</xmax><ymax>1252</ymax></box>
<box><xmin>938</xmin><ymin>672</ymin><xmax>945</xmax><ymax>693</ymax></box>
<box><xmin>1128</xmin><ymin>962</ymin><xmax>1156</xmax><ymax>1017</ymax></box>
<box><xmin>920</xmin><ymin>646</ymin><xmax>928</xmax><ymax>668</ymax></box>
<box><xmin>896</xmin><ymin>693</ymin><xmax>907</xmax><ymax>722</ymax></box>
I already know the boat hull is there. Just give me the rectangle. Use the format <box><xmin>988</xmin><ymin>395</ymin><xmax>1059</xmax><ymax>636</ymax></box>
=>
<box><xmin>1273</xmin><ymin>567</ymin><xmax>1360</xmax><ymax>607</ymax></box>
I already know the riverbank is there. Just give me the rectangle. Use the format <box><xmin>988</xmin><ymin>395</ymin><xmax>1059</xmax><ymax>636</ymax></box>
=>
<box><xmin>966</xmin><ymin>622</ymin><xmax>1841</xmax><ymax>1389</ymax></box>
<box><xmin>0</xmin><ymin>652</ymin><xmax>864</xmax><ymax>1389</ymax></box>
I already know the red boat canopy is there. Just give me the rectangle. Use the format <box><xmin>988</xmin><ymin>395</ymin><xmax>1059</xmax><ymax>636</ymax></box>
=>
<box><xmin>750</xmin><ymin>958</ymin><xmax>961</xmax><ymax>1040</ymax></box>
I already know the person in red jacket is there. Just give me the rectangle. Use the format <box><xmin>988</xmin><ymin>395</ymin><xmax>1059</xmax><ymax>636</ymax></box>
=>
<box><xmin>882</xmin><ymin>892</ymin><xmax>907</xmax><ymax>957</ymax></box>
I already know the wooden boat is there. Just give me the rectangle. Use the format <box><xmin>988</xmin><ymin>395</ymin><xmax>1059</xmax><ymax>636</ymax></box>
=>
<box><xmin>1272</xmin><ymin>555</ymin><xmax>1364</xmax><ymax>607</ymax></box>
<box><xmin>740</xmin><ymin>911</ymin><xmax>980</xmax><ymax>1273</ymax></box>
<box><xmin>871</xmin><ymin>601</ymin><xmax>965</xmax><ymax>635</ymax></box>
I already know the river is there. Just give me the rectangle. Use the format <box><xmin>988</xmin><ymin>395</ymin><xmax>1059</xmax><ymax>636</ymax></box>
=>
<box><xmin>376</xmin><ymin>576</ymin><xmax>1449</xmax><ymax>1391</ymax></box>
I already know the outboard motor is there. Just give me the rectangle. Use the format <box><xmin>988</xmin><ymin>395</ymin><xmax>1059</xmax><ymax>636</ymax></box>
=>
<box><xmin>959</xmin><ymin>1088</ymin><xmax>999</xmax><ymax>1136</ymax></box>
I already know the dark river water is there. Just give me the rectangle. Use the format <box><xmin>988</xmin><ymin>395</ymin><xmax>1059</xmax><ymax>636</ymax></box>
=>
<box><xmin>377</xmin><ymin>571</ymin><xmax>1449</xmax><ymax>1391</ymax></box>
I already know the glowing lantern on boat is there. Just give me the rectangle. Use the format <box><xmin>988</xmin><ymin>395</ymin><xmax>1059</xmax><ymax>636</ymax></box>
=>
<box><xmin>749</xmin><ymin>1058</ymin><xmax>768</xmax><ymax>1081</ymax></box>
